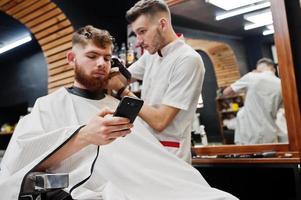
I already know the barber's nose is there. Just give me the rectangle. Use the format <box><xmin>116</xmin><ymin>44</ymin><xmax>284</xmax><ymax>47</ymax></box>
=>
<box><xmin>137</xmin><ymin>36</ymin><xmax>143</xmax><ymax>46</ymax></box>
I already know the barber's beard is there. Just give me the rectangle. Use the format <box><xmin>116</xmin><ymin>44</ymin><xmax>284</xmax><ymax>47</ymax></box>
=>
<box><xmin>74</xmin><ymin>61</ymin><xmax>108</xmax><ymax>91</ymax></box>
<box><xmin>149</xmin><ymin>28</ymin><xmax>164</xmax><ymax>54</ymax></box>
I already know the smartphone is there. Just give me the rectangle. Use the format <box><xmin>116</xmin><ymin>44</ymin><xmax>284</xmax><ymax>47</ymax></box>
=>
<box><xmin>111</xmin><ymin>57</ymin><xmax>132</xmax><ymax>81</ymax></box>
<box><xmin>113</xmin><ymin>96</ymin><xmax>144</xmax><ymax>123</ymax></box>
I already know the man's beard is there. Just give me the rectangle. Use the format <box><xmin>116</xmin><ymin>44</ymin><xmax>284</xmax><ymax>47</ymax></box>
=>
<box><xmin>147</xmin><ymin>28</ymin><xmax>164</xmax><ymax>55</ymax></box>
<box><xmin>74</xmin><ymin>61</ymin><xmax>109</xmax><ymax>91</ymax></box>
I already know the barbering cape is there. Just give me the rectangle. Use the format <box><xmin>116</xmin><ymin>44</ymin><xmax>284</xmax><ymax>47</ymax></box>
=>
<box><xmin>0</xmin><ymin>88</ymin><xmax>238</xmax><ymax>200</ymax></box>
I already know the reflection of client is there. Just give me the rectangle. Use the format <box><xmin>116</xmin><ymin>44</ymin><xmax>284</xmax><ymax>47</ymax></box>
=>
<box><xmin>223</xmin><ymin>58</ymin><xmax>283</xmax><ymax>145</ymax></box>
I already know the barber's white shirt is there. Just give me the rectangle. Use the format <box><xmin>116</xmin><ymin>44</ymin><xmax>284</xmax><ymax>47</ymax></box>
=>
<box><xmin>231</xmin><ymin>71</ymin><xmax>282</xmax><ymax>144</ymax></box>
<box><xmin>129</xmin><ymin>38</ymin><xmax>205</xmax><ymax>163</ymax></box>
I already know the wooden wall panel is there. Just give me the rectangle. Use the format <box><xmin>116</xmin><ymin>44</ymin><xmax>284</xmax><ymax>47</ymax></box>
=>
<box><xmin>30</xmin><ymin>13</ymin><xmax>66</xmax><ymax>33</ymax></box>
<box><xmin>20</xmin><ymin>3</ymin><xmax>56</xmax><ymax>23</ymax></box>
<box><xmin>25</xmin><ymin>7</ymin><xmax>61</xmax><ymax>28</ymax></box>
<box><xmin>41</xmin><ymin>33</ymin><xmax>72</xmax><ymax>51</ymax></box>
<box><xmin>165</xmin><ymin>0</ymin><xmax>190</xmax><ymax>7</ymax></box>
<box><xmin>48</xmin><ymin>58</ymin><xmax>68</xmax><ymax>70</ymax></box>
<box><xmin>49</xmin><ymin>65</ymin><xmax>73</xmax><ymax>76</ymax></box>
<box><xmin>0</xmin><ymin>0</ymin><xmax>75</xmax><ymax>93</ymax></box>
<box><xmin>186</xmin><ymin>38</ymin><xmax>241</xmax><ymax>88</ymax></box>
<box><xmin>14</xmin><ymin>0</ymin><xmax>50</xmax><ymax>19</ymax></box>
<box><xmin>48</xmin><ymin>70</ymin><xmax>74</xmax><ymax>83</ymax></box>
<box><xmin>39</xmin><ymin>27</ymin><xmax>73</xmax><ymax>45</ymax></box>
<box><xmin>47</xmin><ymin>51</ymin><xmax>69</xmax><ymax>64</ymax></box>
<box><xmin>35</xmin><ymin>20</ymin><xmax>71</xmax><ymax>39</ymax></box>
<box><xmin>44</xmin><ymin>43</ymin><xmax>71</xmax><ymax>57</ymax></box>
<box><xmin>6</xmin><ymin>0</ymin><xmax>40</xmax><ymax>15</ymax></box>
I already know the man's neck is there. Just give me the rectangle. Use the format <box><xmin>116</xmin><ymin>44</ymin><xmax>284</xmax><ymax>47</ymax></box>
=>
<box><xmin>73</xmin><ymin>81</ymin><xmax>87</xmax><ymax>90</ymax></box>
<box><xmin>67</xmin><ymin>86</ymin><xmax>105</xmax><ymax>100</ymax></box>
<box><xmin>158</xmin><ymin>31</ymin><xmax>178</xmax><ymax>55</ymax></box>
<box><xmin>162</xmin><ymin>31</ymin><xmax>178</xmax><ymax>48</ymax></box>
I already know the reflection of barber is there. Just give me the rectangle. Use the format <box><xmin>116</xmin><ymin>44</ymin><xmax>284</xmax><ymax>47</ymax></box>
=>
<box><xmin>223</xmin><ymin>58</ymin><xmax>283</xmax><ymax>144</ymax></box>
<box><xmin>108</xmin><ymin>0</ymin><xmax>205</xmax><ymax>163</ymax></box>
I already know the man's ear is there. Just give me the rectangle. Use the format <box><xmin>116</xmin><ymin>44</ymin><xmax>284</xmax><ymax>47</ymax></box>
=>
<box><xmin>158</xmin><ymin>17</ymin><xmax>168</xmax><ymax>31</ymax></box>
<box><xmin>67</xmin><ymin>51</ymin><xmax>76</xmax><ymax>66</ymax></box>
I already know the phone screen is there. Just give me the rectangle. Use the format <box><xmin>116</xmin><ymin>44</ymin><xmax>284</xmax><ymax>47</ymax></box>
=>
<box><xmin>113</xmin><ymin>96</ymin><xmax>144</xmax><ymax>123</ymax></box>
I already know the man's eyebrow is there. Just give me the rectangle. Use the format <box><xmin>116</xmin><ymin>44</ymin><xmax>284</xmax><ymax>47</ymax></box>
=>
<box><xmin>85</xmin><ymin>50</ymin><xmax>100</xmax><ymax>55</ymax></box>
<box><xmin>85</xmin><ymin>51</ymin><xmax>112</xmax><ymax>57</ymax></box>
<box><xmin>135</xmin><ymin>27</ymin><xmax>146</xmax><ymax>33</ymax></box>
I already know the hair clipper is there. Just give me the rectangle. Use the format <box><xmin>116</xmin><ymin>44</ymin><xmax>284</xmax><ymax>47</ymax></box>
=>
<box><xmin>111</xmin><ymin>57</ymin><xmax>132</xmax><ymax>81</ymax></box>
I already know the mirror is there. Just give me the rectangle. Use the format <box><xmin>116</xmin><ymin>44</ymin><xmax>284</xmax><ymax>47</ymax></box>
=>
<box><xmin>0</xmin><ymin>12</ymin><xmax>48</xmax><ymax>107</ymax></box>
<box><xmin>170</xmin><ymin>0</ymin><xmax>289</xmax><ymax>147</ymax></box>
<box><xmin>0</xmin><ymin>11</ymin><xmax>47</xmax><ymax>149</ymax></box>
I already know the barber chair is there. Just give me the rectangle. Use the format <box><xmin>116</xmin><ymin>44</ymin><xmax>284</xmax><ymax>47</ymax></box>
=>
<box><xmin>20</xmin><ymin>172</ymin><xmax>71</xmax><ymax>200</ymax></box>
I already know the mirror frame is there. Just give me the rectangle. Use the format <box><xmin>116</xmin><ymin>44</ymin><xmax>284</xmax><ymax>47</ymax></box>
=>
<box><xmin>192</xmin><ymin>0</ymin><xmax>301</xmax><ymax>160</ymax></box>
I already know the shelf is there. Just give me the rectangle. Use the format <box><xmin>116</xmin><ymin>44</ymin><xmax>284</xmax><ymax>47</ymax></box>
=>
<box><xmin>216</xmin><ymin>94</ymin><xmax>244</xmax><ymax>100</ymax></box>
<box><xmin>216</xmin><ymin>92</ymin><xmax>245</xmax><ymax>144</ymax></box>
<box><xmin>192</xmin><ymin>157</ymin><xmax>300</xmax><ymax>164</ymax></box>
<box><xmin>220</xmin><ymin>110</ymin><xmax>239</xmax><ymax>114</ymax></box>
<box><xmin>0</xmin><ymin>131</ymin><xmax>13</xmax><ymax>135</ymax></box>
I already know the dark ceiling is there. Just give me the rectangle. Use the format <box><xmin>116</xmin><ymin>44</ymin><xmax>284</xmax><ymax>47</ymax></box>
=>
<box><xmin>0</xmin><ymin>0</ymin><xmax>137</xmax><ymax>51</ymax></box>
<box><xmin>170</xmin><ymin>0</ymin><xmax>272</xmax><ymax>38</ymax></box>
<box><xmin>0</xmin><ymin>0</ymin><xmax>273</xmax><ymax>51</ymax></box>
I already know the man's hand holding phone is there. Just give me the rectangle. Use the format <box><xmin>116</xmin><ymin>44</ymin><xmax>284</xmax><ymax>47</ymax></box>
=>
<box><xmin>78</xmin><ymin>107</ymin><xmax>133</xmax><ymax>146</ymax></box>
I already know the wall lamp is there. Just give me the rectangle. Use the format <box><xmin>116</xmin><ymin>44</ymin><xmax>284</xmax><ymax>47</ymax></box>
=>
<box><xmin>0</xmin><ymin>35</ymin><xmax>32</xmax><ymax>55</ymax></box>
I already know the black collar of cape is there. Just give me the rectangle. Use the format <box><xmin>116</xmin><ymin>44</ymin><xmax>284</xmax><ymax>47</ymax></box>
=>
<box><xmin>66</xmin><ymin>86</ymin><xmax>105</xmax><ymax>100</ymax></box>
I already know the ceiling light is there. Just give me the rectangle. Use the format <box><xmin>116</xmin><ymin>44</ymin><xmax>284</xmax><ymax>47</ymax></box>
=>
<box><xmin>206</xmin><ymin>0</ymin><xmax>265</xmax><ymax>11</ymax></box>
<box><xmin>243</xmin><ymin>9</ymin><xmax>273</xmax><ymax>30</ymax></box>
<box><xmin>215</xmin><ymin>1</ymin><xmax>271</xmax><ymax>21</ymax></box>
<box><xmin>262</xmin><ymin>25</ymin><xmax>274</xmax><ymax>35</ymax></box>
<box><xmin>244</xmin><ymin>9</ymin><xmax>272</xmax><ymax>23</ymax></box>
<box><xmin>244</xmin><ymin>22</ymin><xmax>273</xmax><ymax>30</ymax></box>
<box><xmin>0</xmin><ymin>35</ymin><xmax>32</xmax><ymax>55</ymax></box>
<box><xmin>263</xmin><ymin>29</ymin><xmax>274</xmax><ymax>35</ymax></box>
<box><xmin>266</xmin><ymin>24</ymin><xmax>274</xmax><ymax>30</ymax></box>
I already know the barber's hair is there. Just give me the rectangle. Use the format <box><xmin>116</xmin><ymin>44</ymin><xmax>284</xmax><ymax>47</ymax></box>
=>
<box><xmin>72</xmin><ymin>25</ymin><xmax>114</xmax><ymax>48</ymax></box>
<box><xmin>256</xmin><ymin>57</ymin><xmax>275</xmax><ymax>68</ymax></box>
<box><xmin>126</xmin><ymin>0</ymin><xmax>170</xmax><ymax>23</ymax></box>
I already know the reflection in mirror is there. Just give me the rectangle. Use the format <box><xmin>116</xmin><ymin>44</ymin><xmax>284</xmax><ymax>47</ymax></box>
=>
<box><xmin>0</xmin><ymin>11</ymin><xmax>47</xmax><ymax>149</ymax></box>
<box><xmin>170</xmin><ymin>0</ymin><xmax>287</xmax><ymax>146</ymax></box>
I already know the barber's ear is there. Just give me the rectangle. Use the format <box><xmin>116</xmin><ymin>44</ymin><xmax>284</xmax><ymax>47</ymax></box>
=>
<box><xmin>158</xmin><ymin>18</ymin><xmax>168</xmax><ymax>31</ymax></box>
<box><xmin>67</xmin><ymin>51</ymin><xmax>76</xmax><ymax>65</ymax></box>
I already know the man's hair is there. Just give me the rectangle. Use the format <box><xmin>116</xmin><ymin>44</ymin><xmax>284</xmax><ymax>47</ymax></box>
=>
<box><xmin>126</xmin><ymin>0</ymin><xmax>169</xmax><ymax>23</ymax></box>
<box><xmin>256</xmin><ymin>57</ymin><xmax>275</xmax><ymax>67</ymax></box>
<box><xmin>72</xmin><ymin>25</ymin><xmax>114</xmax><ymax>48</ymax></box>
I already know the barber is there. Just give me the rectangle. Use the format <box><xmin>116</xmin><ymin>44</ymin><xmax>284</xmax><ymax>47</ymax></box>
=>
<box><xmin>108</xmin><ymin>0</ymin><xmax>205</xmax><ymax>163</ymax></box>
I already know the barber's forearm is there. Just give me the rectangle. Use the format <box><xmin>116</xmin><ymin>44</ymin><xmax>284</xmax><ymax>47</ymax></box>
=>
<box><xmin>120</xmin><ymin>89</ymin><xmax>177</xmax><ymax>132</ymax></box>
<box><xmin>138</xmin><ymin>104</ymin><xmax>170</xmax><ymax>132</ymax></box>
<box><xmin>223</xmin><ymin>86</ymin><xmax>236</xmax><ymax>96</ymax></box>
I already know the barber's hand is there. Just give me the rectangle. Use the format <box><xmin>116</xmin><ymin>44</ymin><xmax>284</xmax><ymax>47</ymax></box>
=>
<box><xmin>79</xmin><ymin>107</ymin><xmax>133</xmax><ymax>146</ymax></box>
<box><xmin>106</xmin><ymin>71</ymin><xmax>128</xmax><ymax>91</ymax></box>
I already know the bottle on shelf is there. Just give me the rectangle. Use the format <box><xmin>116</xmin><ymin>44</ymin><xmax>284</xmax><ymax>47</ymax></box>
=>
<box><xmin>127</xmin><ymin>42</ymin><xmax>135</xmax><ymax>65</ymax></box>
<box><xmin>200</xmin><ymin>125</ymin><xmax>208</xmax><ymax>146</ymax></box>
<box><xmin>112</xmin><ymin>42</ymin><xmax>119</xmax><ymax>57</ymax></box>
<box><xmin>129</xmin><ymin>81</ymin><xmax>140</xmax><ymax>93</ymax></box>
<box><xmin>118</xmin><ymin>42</ymin><xmax>126</xmax><ymax>65</ymax></box>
